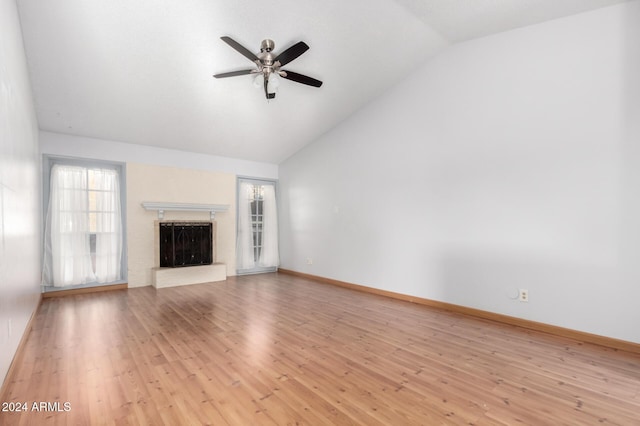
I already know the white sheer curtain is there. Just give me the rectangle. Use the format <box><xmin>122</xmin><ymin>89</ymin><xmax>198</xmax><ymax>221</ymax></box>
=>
<box><xmin>92</xmin><ymin>169</ymin><xmax>122</xmax><ymax>283</ymax></box>
<box><xmin>259</xmin><ymin>184</ymin><xmax>279</xmax><ymax>267</ymax></box>
<box><xmin>43</xmin><ymin>165</ymin><xmax>95</xmax><ymax>286</ymax></box>
<box><xmin>236</xmin><ymin>181</ymin><xmax>256</xmax><ymax>270</ymax></box>
<box><xmin>43</xmin><ymin>165</ymin><xmax>122</xmax><ymax>287</ymax></box>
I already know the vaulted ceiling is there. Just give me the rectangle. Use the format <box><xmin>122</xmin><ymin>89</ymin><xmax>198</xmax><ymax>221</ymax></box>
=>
<box><xmin>17</xmin><ymin>0</ymin><xmax>630</xmax><ymax>163</ymax></box>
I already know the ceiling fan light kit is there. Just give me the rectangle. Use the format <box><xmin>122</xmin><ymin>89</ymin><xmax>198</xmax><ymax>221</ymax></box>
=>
<box><xmin>213</xmin><ymin>36</ymin><xmax>323</xmax><ymax>100</ymax></box>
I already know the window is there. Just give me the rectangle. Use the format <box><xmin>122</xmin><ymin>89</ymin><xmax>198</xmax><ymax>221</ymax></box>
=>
<box><xmin>42</xmin><ymin>159</ymin><xmax>125</xmax><ymax>288</ymax></box>
<box><xmin>87</xmin><ymin>168</ymin><xmax>120</xmax><ymax>274</ymax></box>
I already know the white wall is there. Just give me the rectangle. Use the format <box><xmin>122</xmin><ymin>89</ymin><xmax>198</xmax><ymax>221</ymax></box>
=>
<box><xmin>0</xmin><ymin>0</ymin><xmax>42</xmax><ymax>385</ymax></box>
<box><xmin>279</xmin><ymin>2</ymin><xmax>640</xmax><ymax>343</ymax></box>
<box><xmin>40</xmin><ymin>131</ymin><xmax>278</xmax><ymax>180</ymax></box>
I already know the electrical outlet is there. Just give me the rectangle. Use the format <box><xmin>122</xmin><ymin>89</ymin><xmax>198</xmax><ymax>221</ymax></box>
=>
<box><xmin>519</xmin><ymin>289</ymin><xmax>529</xmax><ymax>302</ymax></box>
<box><xmin>7</xmin><ymin>319</ymin><xmax>12</xmax><ymax>337</ymax></box>
<box><xmin>306</xmin><ymin>258</ymin><xmax>313</xmax><ymax>265</ymax></box>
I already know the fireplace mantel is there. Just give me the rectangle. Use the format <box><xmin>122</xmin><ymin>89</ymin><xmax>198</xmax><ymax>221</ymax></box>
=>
<box><xmin>142</xmin><ymin>202</ymin><xmax>230</xmax><ymax>220</ymax></box>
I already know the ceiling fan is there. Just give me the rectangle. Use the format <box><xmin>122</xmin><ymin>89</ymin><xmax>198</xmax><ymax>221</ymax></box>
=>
<box><xmin>213</xmin><ymin>36</ymin><xmax>323</xmax><ymax>100</ymax></box>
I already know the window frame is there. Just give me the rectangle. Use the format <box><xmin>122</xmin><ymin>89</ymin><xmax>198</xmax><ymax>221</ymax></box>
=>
<box><xmin>42</xmin><ymin>155</ymin><xmax>128</xmax><ymax>290</ymax></box>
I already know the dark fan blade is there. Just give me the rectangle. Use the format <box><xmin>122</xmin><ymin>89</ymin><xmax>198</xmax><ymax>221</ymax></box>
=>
<box><xmin>220</xmin><ymin>36</ymin><xmax>259</xmax><ymax>63</ymax></box>
<box><xmin>274</xmin><ymin>41</ymin><xmax>309</xmax><ymax>66</ymax></box>
<box><xmin>213</xmin><ymin>69</ymin><xmax>256</xmax><ymax>78</ymax></box>
<box><xmin>281</xmin><ymin>70</ymin><xmax>323</xmax><ymax>88</ymax></box>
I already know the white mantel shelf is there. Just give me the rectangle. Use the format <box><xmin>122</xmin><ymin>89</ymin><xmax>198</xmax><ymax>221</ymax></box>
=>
<box><xmin>142</xmin><ymin>202</ymin><xmax>230</xmax><ymax>220</ymax></box>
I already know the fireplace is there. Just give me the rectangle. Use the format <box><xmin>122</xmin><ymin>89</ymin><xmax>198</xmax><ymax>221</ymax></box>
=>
<box><xmin>145</xmin><ymin>203</ymin><xmax>228</xmax><ymax>288</ymax></box>
<box><xmin>159</xmin><ymin>222</ymin><xmax>213</xmax><ymax>267</ymax></box>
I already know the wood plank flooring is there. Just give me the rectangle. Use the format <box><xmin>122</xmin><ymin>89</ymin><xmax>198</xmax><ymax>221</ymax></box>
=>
<box><xmin>1</xmin><ymin>272</ymin><xmax>639</xmax><ymax>425</ymax></box>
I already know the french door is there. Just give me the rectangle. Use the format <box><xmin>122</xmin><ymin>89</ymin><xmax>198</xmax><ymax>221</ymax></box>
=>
<box><xmin>236</xmin><ymin>178</ymin><xmax>279</xmax><ymax>274</ymax></box>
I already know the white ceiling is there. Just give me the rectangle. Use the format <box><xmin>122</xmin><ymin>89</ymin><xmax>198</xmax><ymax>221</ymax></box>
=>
<box><xmin>17</xmin><ymin>0</ymin><xmax>630</xmax><ymax>164</ymax></box>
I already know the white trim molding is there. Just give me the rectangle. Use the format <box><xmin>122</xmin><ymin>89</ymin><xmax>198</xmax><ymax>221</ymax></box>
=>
<box><xmin>142</xmin><ymin>202</ymin><xmax>230</xmax><ymax>220</ymax></box>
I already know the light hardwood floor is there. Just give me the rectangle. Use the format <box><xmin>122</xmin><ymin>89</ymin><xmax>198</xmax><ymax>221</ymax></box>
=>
<box><xmin>1</xmin><ymin>273</ymin><xmax>639</xmax><ymax>425</ymax></box>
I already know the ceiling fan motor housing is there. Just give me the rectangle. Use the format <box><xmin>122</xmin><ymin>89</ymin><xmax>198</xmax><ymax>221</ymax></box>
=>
<box><xmin>261</xmin><ymin>39</ymin><xmax>275</xmax><ymax>52</ymax></box>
